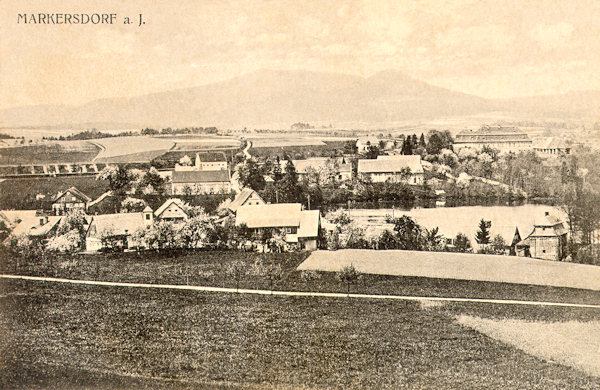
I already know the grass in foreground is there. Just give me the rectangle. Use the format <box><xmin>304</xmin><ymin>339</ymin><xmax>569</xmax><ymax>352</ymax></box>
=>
<box><xmin>1</xmin><ymin>279</ymin><xmax>599</xmax><ymax>389</ymax></box>
<box><xmin>4</xmin><ymin>249</ymin><xmax>600</xmax><ymax>310</ymax></box>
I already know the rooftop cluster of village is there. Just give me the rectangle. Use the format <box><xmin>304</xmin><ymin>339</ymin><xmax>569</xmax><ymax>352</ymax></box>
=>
<box><xmin>0</xmin><ymin>125</ymin><xmax>597</xmax><ymax>265</ymax></box>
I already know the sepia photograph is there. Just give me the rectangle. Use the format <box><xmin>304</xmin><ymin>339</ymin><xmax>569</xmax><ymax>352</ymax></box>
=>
<box><xmin>1</xmin><ymin>0</ymin><xmax>599</xmax><ymax>388</ymax></box>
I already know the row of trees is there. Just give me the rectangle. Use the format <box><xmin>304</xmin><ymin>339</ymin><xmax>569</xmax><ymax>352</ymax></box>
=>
<box><xmin>324</xmin><ymin>211</ymin><xmax>508</xmax><ymax>255</ymax></box>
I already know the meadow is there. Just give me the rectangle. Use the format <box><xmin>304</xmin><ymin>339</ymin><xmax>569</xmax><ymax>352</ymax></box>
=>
<box><xmin>1</xmin><ymin>278</ymin><xmax>599</xmax><ymax>389</ymax></box>
<box><xmin>0</xmin><ymin>176</ymin><xmax>109</xmax><ymax>209</ymax></box>
<box><xmin>0</xmin><ymin>141</ymin><xmax>100</xmax><ymax>165</ymax></box>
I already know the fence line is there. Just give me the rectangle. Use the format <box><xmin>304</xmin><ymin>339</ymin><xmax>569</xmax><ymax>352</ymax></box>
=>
<box><xmin>1</xmin><ymin>274</ymin><xmax>599</xmax><ymax>309</ymax></box>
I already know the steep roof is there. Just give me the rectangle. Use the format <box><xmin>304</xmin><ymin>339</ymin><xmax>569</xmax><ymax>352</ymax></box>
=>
<box><xmin>154</xmin><ymin>198</ymin><xmax>187</xmax><ymax>218</ymax></box>
<box><xmin>11</xmin><ymin>214</ymin><xmax>62</xmax><ymax>237</ymax></box>
<box><xmin>53</xmin><ymin>187</ymin><xmax>92</xmax><ymax>203</ymax></box>
<box><xmin>228</xmin><ymin>188</ymin><xmax>264</xmax><ymax>212</ymax></box>
<box><xmin>297</xmin><ymin>210</ymin><xmax>320</xmax><ymax>238</ymax></box>
<box><xmin>236</xmin><ymin>203</ymin><xmax>302</xmax><ymax>228</ymax></box>
<box><xmin>87</xmin><ymin>212</ymin><xmax>147</xmax><ymax>237</ymax></box>
<box><xmin>358</xmin><ymin>155</ymin><xmax>423</xmax><ymax>174</ymax></box>
<box><xmin>172</xmin><ymin>170</ymin><xmax>230</xmax><ymax>183</ymax></box>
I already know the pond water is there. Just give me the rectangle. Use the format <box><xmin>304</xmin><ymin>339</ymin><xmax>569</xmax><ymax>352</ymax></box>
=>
<box><xmin>339</xmin><ymin>203</ymin><xmax>566</xmax><ymax>244</ymax></box>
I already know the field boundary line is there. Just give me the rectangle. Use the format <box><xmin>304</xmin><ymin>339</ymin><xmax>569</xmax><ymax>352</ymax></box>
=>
<box><xmin>1</xmin><ymin>274</ymin><xmax>600</xmax><ymax>309</ymax></box>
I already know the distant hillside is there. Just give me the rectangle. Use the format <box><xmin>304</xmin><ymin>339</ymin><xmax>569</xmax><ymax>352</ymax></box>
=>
<box><xmin>1</xmin><ymin>69</ymin><xmax>599</xmax><ymax>129</ymax></box>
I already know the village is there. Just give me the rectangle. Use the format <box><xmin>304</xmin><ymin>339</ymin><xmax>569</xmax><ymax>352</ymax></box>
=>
<box><xmin>0</xmin><ymin>124</ymin><xmax>596</xmax><ymax>266</ymax></box>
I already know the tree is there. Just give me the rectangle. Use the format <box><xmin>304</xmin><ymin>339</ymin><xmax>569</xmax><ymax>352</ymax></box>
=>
<box><xmin>401</xmin><ymin>138</ymin><xmax>413</xmax><ymax>155</ymax></box>
<box><xmin>343</xmin><ymin>140</ymin><xmax>358</xmax><ymax>154</ymax></box>
<box><xmin>120</xmin><ymin>197</ymin><xmax>146</xmax><ymax>213</ymax></box>
<box><xmin>97</xmin><ymin>165</ymin><xmax>132</xmax><ymax>196</ymax></box>
<box><xmin>475</xmin><ymin>219</ymin><xmax>491</xmax><ymax>245</ymax></box>
<box><xmin>424</xmin><ymin>227</ymin><xmax>444</xmax><ymax>251</ymax></box>
<box><xmin>177</xmin><ymin>214</ymin><xmax>212</xmax><ymax>249</ymax></box>
<box><xmin>387</xmin><ymin>215</ymin><xmax>424</xmax><ymax>250</ymax></box>
<box><xmin>419</xmin><ymin>133</ymin><xmax>426</xmax><ymax>147</ymax></box>
<box><xmin>491</xmin><ymin>234</ymin><xmax>506</xmax><ymax>254</ymax></box>
<box><xmin>453</xmin><ymin>233</ymin><xmax>472</xmax><ymax>252</ymax></box>
<box><xmin>226</xmin><ymin>260</ymin><xmax>246</xmax><ymax>292</ymax></box>
<box><xmin>140</xmin><ymin>167</ymin><xmax>166</xmax><ymax>194</ymax></box>
<box><xmin>426</xmin><ymin>133</ymin><xmax>444</xmax><ymax>155</ymax></box>
<box><xmin>364</xmin><ymin>145</ymin><xmax>380</xmax><ymax>159</ymax></box>
<box><xmin>179</xmin><ymin>155</ymin><xmax>192</xmax><ymax>166</ymax></box>
<box><xmin>271</xmin><ymin>157</ymin><xmax>283</xmax><ymax>182</ymax></box>
<box><xmin>337</xmin><ymin>264</ymin><xmax>362</xmax><ymax>296</ymax></box>
<box><xmin>236</xmin><ymin>159</ymin><xmax>266</xmax><ymax>191</ymax></box>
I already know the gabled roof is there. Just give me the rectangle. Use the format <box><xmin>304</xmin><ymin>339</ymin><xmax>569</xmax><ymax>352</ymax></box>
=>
<box><xmin>87</xmin><ymin>213</ymin><xmax>148</xmax><ymax>237</ymax></box>
<box><xmin>358</xmin><ymin>155</ymin><xmax>423</xmax><ymax>174</ymax></box>
<box><xmin>228</xmin><ymin>188</ymin><xmax>264</xmax><ymax>212</ymax></box>
<box><xmin>11</xmin><ymin>214</ymin><xmax>62</xmax><ymax>237</ymax></box>
<box><xmin>172</xmin><ymin>170</ymin><xmax>230</xmax><ymax>183</ymax></box>
<box><xmin>154</xmin><ymin>198</ymin><xmax>187</xmax><ymax>218</ymax></box>
<box><xmin>297</xmin><ymin>210</ymin><xmax>320</xmax><ymax>238</ymax></box>
<box><xmin>54</xmin><ymin>187</ymin><xmax>92</xmax><ymax>203</ymax></box>
<box><xmin>236</xmin><ymin>203</ymin><xmax>302</xmax><ymax>228</ymax></box>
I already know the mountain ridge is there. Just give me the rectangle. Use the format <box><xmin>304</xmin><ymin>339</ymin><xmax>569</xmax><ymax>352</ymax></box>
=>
<box><xmin>1</xmin><ymin>69</ymin><xmax>598</xmax><ymax>129</ymax></box>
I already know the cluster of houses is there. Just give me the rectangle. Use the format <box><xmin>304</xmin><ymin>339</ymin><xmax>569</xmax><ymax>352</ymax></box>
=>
<box><xmin>3</xmin><ymin>185</ymin><xmax>321</xmax><ymax>253</ymax></box>
<box><xmin>2</xmin><ymin>179</ymin><xmax>571</xmax><ymax>260</ymax></box>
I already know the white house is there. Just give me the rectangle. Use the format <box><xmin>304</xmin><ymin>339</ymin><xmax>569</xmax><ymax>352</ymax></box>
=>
<box><xmin>517</xmin><ymin>211</ymin><xmax>568</xmax><ymax>261</ymax></box>
<box><xmin>171</xmin><ymin>170</ymin><xmax>231</xmax><ymax>195</ymax></box>
<box><xmin>52</xmin><ymin>187</ymin><xmax>91</xmax><ymax>215</ymax></box>
<box><xmin>281</xmin><ymin>157</ymin><xmax>353</xmax><ymax>182</ymax></box>
<box><xmin>85</xmin><ymin>207</ymin><xmax>154</xmax><ymax>252</ymax></box>
<box><xmin>154</xmin><ymin>198</ymin><xmax>189</xmax><ymax>223</ymax></box>
<box><xmin>357</xmin><ymin>155</ymin><xmax>424</xmax><ymax>185</ymax></box>
<box><xmin>236</xmin><ymin>203</ymin><xmax>320</xmax><ymax>250</ymax></box>
<box><xmin>224</xmin><ymin>188</ymin><xmax>266</xmax><ymax>213</ymax></box>
<box><xmin>174</xmin><ymin>152</ymin><xmax>228</xmax><ymax>172</ymax></box>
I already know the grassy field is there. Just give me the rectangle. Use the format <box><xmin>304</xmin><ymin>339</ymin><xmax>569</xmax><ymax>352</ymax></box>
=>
<box><xmin>0</xmin><ymin>142</ymin><xmax>100</xmax><ymax>165</ymax></box>
<box><xmin>0</xmin><ymin>176</ymin><xmax>109</xmax><ymax>209</ymax></box>
<box><xmin>2</xmin><ymin>278</ymin><xmax>600</xmax><ymax>389</ymax></box>
<box><xmin>4</xmin><ymin>249</ymin><xmax>600</xmax><ymax>307</ymax></box>
<box><xmin>92</xmin><ymin>136</ymin><xmax>175</xmax><ymax>162</ymax></box>
<box><xmin>249</xmin><ymin>140</ymin><xmax>351</xmax><ymax>159</ymax></box>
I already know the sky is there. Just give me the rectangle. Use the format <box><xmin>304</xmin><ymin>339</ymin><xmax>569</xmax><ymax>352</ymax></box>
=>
<box><xmin>2</xmin><ymin>0</ymin><xmax>600</xmax><ymax>109</ymax></box>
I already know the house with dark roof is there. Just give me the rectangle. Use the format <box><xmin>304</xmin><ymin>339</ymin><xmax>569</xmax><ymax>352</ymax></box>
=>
<box><xmin>358</xmin><ymin>155</ymin><xmax>424</xmax><ymax>185</ymax></box>
<box><xmin>52</xmin><ymin>187</ymin><xmax>91</xmax><ymax>215</ymax></box>
<box><xmin>454</xmin><ymin>126</ymin><xmax>532</xmax><ymax>153</ymax></box>
<box><xmin>171</xmin><ymin>170</ymin><xmax>231</xmax><ymax>195</ymax></box>
<box><xmin>235</xmin><ymin>203</ymin><xmax>320</xmax><ymax>250</ymax></box>
<box><xmin>517</xmin><ymin>211</ymin><xmax>568</xmax><ymax>261</ymax></box>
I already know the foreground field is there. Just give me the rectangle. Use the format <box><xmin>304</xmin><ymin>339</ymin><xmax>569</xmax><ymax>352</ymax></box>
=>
<box><xmin>2</xmin><ymin>279</ymin><xmax>599</xmax><ymax>389</ymax></box>
<box><xmin>457</xmin><ymin>316</ymin><xmax>600</xmax><ymax>377</ymax></box>
<box><xmin>4</xmin><ymin>250</ymin><xmax>600</xmax><ymax>306</ymax></box>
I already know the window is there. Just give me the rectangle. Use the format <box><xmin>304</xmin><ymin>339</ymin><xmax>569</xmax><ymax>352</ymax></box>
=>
<box><xmin>145</xmin><ymin>214</ymin><xmax>150</xmax><ymax>220</ymax></box>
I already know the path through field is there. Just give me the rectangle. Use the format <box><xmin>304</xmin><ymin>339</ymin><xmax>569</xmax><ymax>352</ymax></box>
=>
<box><xmin>1</xmin><ymin>274</ymin><xmax>599</xmax><ymax>309</ymax></box>
<box><xmin>298</xmin><ymin>249</ymin><xmax>600</xmax><ymax>291</ymax></box>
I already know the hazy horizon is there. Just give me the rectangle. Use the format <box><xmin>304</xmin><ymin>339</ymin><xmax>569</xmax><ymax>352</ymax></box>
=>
<box><xmin>3</xmin><ymin>0</ymin><xmax>600</xmax><ymax>110</ymax></box>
